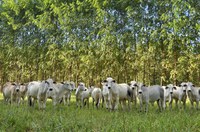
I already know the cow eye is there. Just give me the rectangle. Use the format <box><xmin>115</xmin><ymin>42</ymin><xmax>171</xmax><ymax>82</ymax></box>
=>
<box><xmin>112</xmin><ymin>80</ymin><xmax>116</xmax><ymax>83</ymax></box>
<box><xmin>134</xmin><ymin>84</ymin><xmax>137</xmax><ymax>87</ymax></box>
<box><xmin>165</xmin><ymin>87</ymin><xmax>168</xmax><ymax>89</ymax></box>
<box><xmin>192</xmin><ymin>84</ymin><xmax>195</xmax><ymax>87</ymax></box>
<box><xmin>183</xmin><ymin>84</ymin><xmax>187</xmax><ymax>87</ymax></box>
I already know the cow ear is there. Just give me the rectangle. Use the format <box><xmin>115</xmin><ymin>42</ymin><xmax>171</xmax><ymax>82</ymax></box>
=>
<box><xmin>179</xmin><ymin>84</ymin><xmax>181</xmax><ymax>87</ymax></box>
<box><xmin>128</xmin><ymin>82</ymin><xmax>131</xmax><ymax>86</ymax></box>
<box><xmin>61</xmin><ymin>82</ymin><xmax>64</xmax><ymax>84</ymax></box>
<box><xmin>143</xmin><ymin>84</ymin><xmax>146</xmax><ymax>87</ymax></box>
<box><xmin>112</xmin><ymin>80</ymin><xmax>116</xmax><ymax>83</ymax></box>
<box><xmin>103</xmin><ymin>80</ymin><xmax>107</xmax><ymax>83</ymax></box>
<box><xmin>20</xmin><ymin>83</ymin><xmax>24</xmax><ymax>85</ymax></box>
<box><xmin>45</xmin><ymin>80</ymin><xmax>50</xmax><ymax>85</ymax></box>
<box><xmin>11</xmin><ymin>83</ymin><xmax>16</xmax><ymax>85</ymax></box>
<box><xmin>173</xmin><ymin>87</ymin><xmax>177</xmax><ymax>90</ymax></box>
<box><xmin>165</xmin><ymin>86</ymin><xmax>168</xmax><ymax>89</ymax></box>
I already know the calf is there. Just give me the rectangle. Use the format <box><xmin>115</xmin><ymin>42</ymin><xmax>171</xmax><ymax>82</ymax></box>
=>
<box><xmin>19</xmin><ymin>83</ymin><xmax>28</xmax><ymax>104</ymax></box>
<box><xmin>46</xmin><ymin>81</ymin><xmax>73</xmax><ymax>106</ymax></box>
<box><xmin>137</xmin><ymin>83</ymin><xmax>164</xmax><ymax>112</ymax></box>
<box><xmin>103</xmin><ymin>77</ymin><xmax>131</xmax><ymax>111</ymax></box>
<box><xmin>27</xmin><ymin>79</ymin><xmax>55</xmax><ymax>109</ymax></box>
<box><xmin>163</xmin><ymin>84</ymin><xmax>176</xmax><ymax>110</ymax></box>
<box><xmin>90</xmin><ymin>86</ymin><xmax>102</xmax><ymax>109</ymax></box>
<box><xmin>101</xmin><ymin>82</ymin><xmax>109</xmax><ymax>109</ymax></box>
<box><xmin>63</xmin><ymin>81</ymin><xmax>76</xmax><ymax>106</ymax></box>
<box><xmin>75</xmin><ymin>82</ymin><xmax>87</xmax><ymax>108</ymax></box>
<box><xmin>171</xmin><ymin>82</ymin><xmax>187</xmax><ymax>109</ymax></box>
<box><xmin>128</xmin><ymin>81</ymin><xmax>138</xmax><ymax>109</ymax></box>
<box><xmin>186</xmin><ymin>82</ymin><xmax>200</xmax><ymax>110</ymax></box>
<box><xmin>2</xmin><ymin>82</ymin><xmax>21</xmax><ymax>105</ymax></box>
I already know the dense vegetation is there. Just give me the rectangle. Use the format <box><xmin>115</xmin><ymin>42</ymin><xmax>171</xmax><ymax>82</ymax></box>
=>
<box><xmin>0</xmin><ymin>0</ymin><xmax>199</xmax><ymax>86</ymax></box>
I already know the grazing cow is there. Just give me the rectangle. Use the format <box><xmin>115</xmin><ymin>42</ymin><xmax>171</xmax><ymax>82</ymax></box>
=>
<box><xmin>75</xmin><ymin>82</ymin><xmax>87</xmax><ymax>108</ymax></box>
<box><xmin>2</xmin><ymin>82</ymin><xmax>21</xmax><ymax>105</ymax></box>
<box><xmin>103</xmin><ymin>77</ymin><xmax>131</xmax><ymax>111</ymax></box>
<box><xmin>101</xmin><ymin>82</ymin><xmax>109</xmax><ymax>109</ymax></box>
<box><xmin>186</xmin><ymin>82</ymin><xmax>200</xmax><ymax>110</ymax></box>
<box><xmin>27</xmin><ymin>79</ymin><xmax>55</xmax><ymax>109</ymax></box>
<box><xmin>163</xmin><ymin>84</ymin><xmax>177</xmax><ymax>110</ymax></box>
<box><xmin>90</xmin><ymin>86</ymin><xmax>102</xmax><ymax>109</ymax></box>
<box><xmin>128</xmin><ymin>81</ymin><xmax>138</xmax><ymax>109</ymax></box>
<box><xmin>171</xmin><ymin>82</ymin><xmax>187</xmax><ymax>109</ymax></box>
<box><xmin>137</xmin><ymin>83</ymin><xmax>164</xmax><ymax>112</ymax></box>
<box><xmin>46</xmin><ymin>81</ymin><xmax>73</xmax><ymax>106</ymax></box>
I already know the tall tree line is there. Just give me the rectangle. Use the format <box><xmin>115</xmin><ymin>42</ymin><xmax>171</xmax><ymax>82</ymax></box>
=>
<box><xmin>0</xmin><ymin>0</ymin><xmax>199</xmax><ymax>86</ymax></box>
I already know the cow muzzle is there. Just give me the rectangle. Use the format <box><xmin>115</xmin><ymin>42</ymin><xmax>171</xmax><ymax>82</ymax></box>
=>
<box><xmin>108</xmin><ymin>87</ymin><xmax>111</xmax><ymax>89</ymax></box>
<box><xmin>170</xmin><ymin>92</ymin><xmax>173</xmax><ymax>94</ymax></box>
<box><xmin>183</xmin><ymin>90</ymin><xmax>186</xmax><ymax>92</ymax></box>
<box><xmin>188</xmin><ymin>90</ymin><xmax>191</xmax><ymax>92</ymax></box>
<box><xmin>16</xmin><ymin>89</ymin><xmax>19</xmax><ymax>92</ymax></box>
<box><xmin>138</xmin><ymin>91</ymin><xmax>142</xmax><ymax>94</ymax></box>
<box><xmin>49</xmin><ymin>88</ymin><xmax>53</xmax><ymax>91</ymax></box>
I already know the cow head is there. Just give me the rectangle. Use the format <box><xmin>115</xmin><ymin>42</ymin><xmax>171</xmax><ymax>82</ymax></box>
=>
<box><xmin>12</xmin><ymin>83</ymin><xmax>20</xmax><ymax>92</ymax></box>
<box><xmin>63</xmin><ymin>81</ymin><xmax>73</xmax><ymax>91</ymax></box>
<box><xmin>129</xmin><ymin>81</ymin><xmax>138</xmax><ymax>90</ymax></box>
<box><xmin>179</xmin><ymin>82</ymin><xmax>188</xmax><ymax>93</ymax></box>
<box><xmin>103</xmin><ymin>77</ymin><xmax>115</xmax><ymax>90</ymax></box>
<box><xmin>137</xmin><ymin>83</ymin><xmax>145</xmax><ymax>94</ymax></box>
<box><xmin>165</xmin><ymin>84</ymin><xmax>176</xmax><ymax>95</ymax></box>
<box><xmin>186</xmin><ymin>82</ymin><xmax>195</xmax><ymax>93</ymax></box>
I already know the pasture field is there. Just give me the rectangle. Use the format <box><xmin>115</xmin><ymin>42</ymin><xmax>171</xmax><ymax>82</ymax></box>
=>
<box><xmin>0</xmin><ymin>93</ymin><xmax>200</xmax><ymax>132</ymax></box>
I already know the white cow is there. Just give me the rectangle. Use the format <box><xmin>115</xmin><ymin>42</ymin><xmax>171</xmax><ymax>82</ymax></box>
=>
<box><xmin>75</xmin><ymin>82</ymin><xmax>87</xmax><ymax>108</ymax></box>
<box><xmin>163</xmin><ymin>84</ymin><xmax>176</xmax><ymax>110</ymax></box>
<box><xmin>171</xmin><ymin>82</ymin><xmax>187</xmax><ymax>109</ymax></box>
<box><xmin>2</xmin><ymin>82</ymin><xmax>21</xmax><ymax>105</ymax></box>
<box><xmin>63</xmin><ymin>81</ymin><xmax>76</xmax><ymax>106</ymax></box>
<box><xmin>101</xmin><ymin>82</ymin><xmax>109</xmax><ymax>109</ymax></box>
<box><xmin>186</xmin><ymin>82</ymin><xmax>200</xmax><ymax>110</ymax></box>
<box><xmin>80</xmin><ymin>87</ymin><xmax>93</xmax><ymax>108</ymax></box>
<box><xmin>128</xmin><ymin>81</ymin><xmax>138</xmax><ymax>109</ymax></box>
<box><xmin>46</xmin><ymin>81</ymin><xmax>73</xmax><ymax>106</ymax></box>
<box><xmin>19</xmin><ymin>83</ymin><xmax>28</xmax><ymax>104</ymax></box>
<box><xmin>137</xmin><ymin>83</ymin><xmax>164</xmax><ymax>112</ymax></box>
<box><xmin>103</xmin><ymin>77</ymin><xmax>131</xmax><ymax>111</ymax></box>
<box><xmin>90</xmin><ymin>86</ymin><xmax>102</xmax><ymax>109</ymax></box>
<box><xmin>27</xmin><ymin>79</ymin><xmax>55</xmax><ymax>109</ymax></box>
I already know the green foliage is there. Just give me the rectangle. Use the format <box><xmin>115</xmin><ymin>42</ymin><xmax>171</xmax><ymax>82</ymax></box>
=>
<box><xmin>0</xmin><ymin>0</ymin><xmax>199</xmax><ymax>86</ymax></box>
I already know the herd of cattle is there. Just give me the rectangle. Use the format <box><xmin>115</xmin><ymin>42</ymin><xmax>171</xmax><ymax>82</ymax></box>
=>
<box><xmin>1</xmin><ymin>77</ymin><xmax>200</xmax><ymax>112</ymax></box>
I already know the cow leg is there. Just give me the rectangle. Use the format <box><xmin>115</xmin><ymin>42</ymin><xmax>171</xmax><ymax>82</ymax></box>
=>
<box><xmin>114</xmin><ymin>96</ymin><xmax>119</xmax><ymax>110</ymax></box>
<box><xmin>134</xmin><ymin>96</ymin><xmax>137</xmax><ymax>109</ymax></box>
<box><xmin>157</xmin><ymin>99</ymin><xmax>162</xmax><ymax>112</ymax></box>
<box><xmin>169</xmin><ymin>99</ymin><xmax>173</xmax><ymax>110</ymax></box>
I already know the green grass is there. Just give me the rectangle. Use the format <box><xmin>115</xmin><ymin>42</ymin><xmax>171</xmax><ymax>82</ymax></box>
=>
<box><xmin>0</xmin><ymin>93</ymin><xmax>200</xmax><ymax>131</ymax></box>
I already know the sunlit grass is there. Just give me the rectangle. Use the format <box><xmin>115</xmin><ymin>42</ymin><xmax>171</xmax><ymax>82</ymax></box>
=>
<box><xmin>0</xmin><ymin>92</ymin><xmax>200</xmax><ymax>131</ymax></box>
